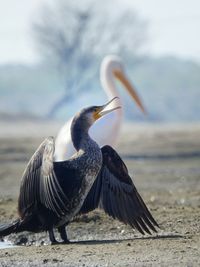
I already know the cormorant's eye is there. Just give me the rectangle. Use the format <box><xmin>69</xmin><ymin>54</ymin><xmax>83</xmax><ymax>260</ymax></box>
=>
<box><xmin>92</xmin><ymin>107</ymin><xmax>98</xmax><ymax>113</ymax></box>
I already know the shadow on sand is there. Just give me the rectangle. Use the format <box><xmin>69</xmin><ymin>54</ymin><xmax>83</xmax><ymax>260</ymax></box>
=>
<box><xmin>0</xmin><ymin>234</ymin><xmax>184</xmax><ymax>248</ymax></box>
<box><xmin>68</xmin><ymin>233</ymin><xmax>184</xmax><ymax>246</ymax></box>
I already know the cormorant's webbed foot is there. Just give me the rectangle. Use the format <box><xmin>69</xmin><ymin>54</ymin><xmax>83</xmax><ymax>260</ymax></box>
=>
<box><xmin>58</xmin><ymin>226</ymin><xmax>70</xmax><ymax>244</ymax></box>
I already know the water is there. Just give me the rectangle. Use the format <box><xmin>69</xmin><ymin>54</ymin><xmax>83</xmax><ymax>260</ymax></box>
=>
<box><xmin>0</xmin><ymin>241</ymin><xmax>15</xmax><ymax>249</ymax></box>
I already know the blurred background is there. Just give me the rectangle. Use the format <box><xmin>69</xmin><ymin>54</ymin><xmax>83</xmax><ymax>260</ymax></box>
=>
<box><xmin>0</xmin><ymin>0</ymin><xmax>200</xmax><ymax>122</ymax></box>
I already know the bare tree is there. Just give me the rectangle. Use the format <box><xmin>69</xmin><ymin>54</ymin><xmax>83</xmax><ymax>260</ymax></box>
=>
<box><xmin>33</xmin><ymin>0</ymin><xmax>148</xmax><ymax>117</ymax></box>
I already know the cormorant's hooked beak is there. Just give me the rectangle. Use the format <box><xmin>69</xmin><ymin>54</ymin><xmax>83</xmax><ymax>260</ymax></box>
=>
<box><xmin>113</xmin><ymin>69</ymin><xmax>147</xmax><ymax>115</ymax></box>
<box><xmin>94</xmin><ymin>97</ymin><xmax>121</xmax><ymax>120</ymax></box>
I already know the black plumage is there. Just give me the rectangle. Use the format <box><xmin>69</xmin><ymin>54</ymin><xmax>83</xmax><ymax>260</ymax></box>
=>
<box><xmin>80</xmin><ymin>145</ymin><xmax>159</xmax><ymax>235</ymax></box>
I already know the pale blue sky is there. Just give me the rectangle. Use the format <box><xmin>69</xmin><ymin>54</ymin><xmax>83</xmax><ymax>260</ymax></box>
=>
<box><xmin>0</xmin><ymin>0</ymin><xmax>199</xmax><ymax>64</ymax></box>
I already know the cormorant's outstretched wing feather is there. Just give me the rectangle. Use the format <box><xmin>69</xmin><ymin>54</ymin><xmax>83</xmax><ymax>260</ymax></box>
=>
<box><xmin>18</xmin><ymin>137</ymin><xmax>69</xmax><ymax>218</ymax></box>
<box><xmin>80</xmin><ymin>145</ymin><xmax>159</xmax><ymax>235</ymax></box>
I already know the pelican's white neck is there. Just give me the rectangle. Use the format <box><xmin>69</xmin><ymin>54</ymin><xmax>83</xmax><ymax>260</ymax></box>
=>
<box><xmin>100</xmin><ymin>58</ymin><xmax>122</xmax><ymax>111</ymax></box>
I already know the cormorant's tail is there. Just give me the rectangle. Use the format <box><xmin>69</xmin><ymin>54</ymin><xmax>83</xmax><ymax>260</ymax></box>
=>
<box><xmin>0</xmin><ymin>219</ymin><xmax>21</xmax><ymax>237</ymax></box>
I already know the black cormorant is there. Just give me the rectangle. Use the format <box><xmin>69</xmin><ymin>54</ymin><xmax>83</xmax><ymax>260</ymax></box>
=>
<box><xmin>0</xmin><ymin>97</ymin><xmax>159</xmax><ymax>244</ymax></box>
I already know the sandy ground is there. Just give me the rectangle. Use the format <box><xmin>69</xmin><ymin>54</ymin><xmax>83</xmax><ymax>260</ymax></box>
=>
<box><xmin>0</xmin><ymin>121</ymin><xmax>200</xmax><ymax>266</ymax></box>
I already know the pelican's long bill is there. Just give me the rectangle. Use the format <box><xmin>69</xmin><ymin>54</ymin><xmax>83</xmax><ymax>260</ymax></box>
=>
<box><xmin>94</xmin><ymin>97</ymin><xmax>121</xmax><ymax>120</ymax></box>
<box><xmin>114</xmin><ymin>70</ymin><xmax>146</xmax><ymax>114</ymax></box>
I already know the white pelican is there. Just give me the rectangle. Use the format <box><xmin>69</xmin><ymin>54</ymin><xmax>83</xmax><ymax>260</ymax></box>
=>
<box><xmin>54</xmin><ymin>55</ymin><xmax>146</xmax><ymax>161</ymax></box>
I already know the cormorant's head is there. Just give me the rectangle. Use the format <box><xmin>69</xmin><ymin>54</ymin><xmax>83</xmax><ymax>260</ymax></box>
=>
<box><xmin>71</xmin><ymin>97</ymin><xmax>121</xmax><ymax>150</ymax></box>
<box><xmin>82</xmin><ymin>97</ymin><xmax>121</xmax><ymax>127</ymax></box>
<box><xmin>72</xmin><ymin>97</ymin><xmax>121</xmax><ymax>131</ymax></box>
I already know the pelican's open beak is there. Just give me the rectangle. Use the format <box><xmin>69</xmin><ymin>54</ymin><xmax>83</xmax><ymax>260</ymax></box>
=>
<box><xmin>94</xmin><ymin>97</ymin><xmax>121</xmax><ymax>120</ymax></box>
<box><xmin>113</xmin><ymin>69</ymin><xmax>146</xmax><ymax>114</ymax></box>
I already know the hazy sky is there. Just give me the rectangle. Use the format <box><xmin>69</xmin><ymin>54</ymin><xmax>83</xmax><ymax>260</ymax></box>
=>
<box><xmin>0</xmin><ymin>0</ymin><xmax>199</xmax><ymax>64</ymax></box>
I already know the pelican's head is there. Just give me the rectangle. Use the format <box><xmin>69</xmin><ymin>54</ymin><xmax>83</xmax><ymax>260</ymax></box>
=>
<box><xmin>101</xmin><ymin>55</ymin><xmax>124</xmax><ymax>74</ymax></box>
<box><xmin>101</xmin><ymin>55</ymin><xmax>146</xmax><ymax>114</ymax></box>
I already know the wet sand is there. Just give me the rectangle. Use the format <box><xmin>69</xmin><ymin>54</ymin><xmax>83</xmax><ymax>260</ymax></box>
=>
<box><xmin>0</xmin><ymin>121</ymin><xmax>200</xmax><ymax>266</ymax></box>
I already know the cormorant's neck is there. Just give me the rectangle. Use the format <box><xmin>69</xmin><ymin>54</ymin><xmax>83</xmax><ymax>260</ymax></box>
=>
<box><xmin>71</xmin><ymin>115</ymin><xmax>91</xmax><ymax>151</ymax></box>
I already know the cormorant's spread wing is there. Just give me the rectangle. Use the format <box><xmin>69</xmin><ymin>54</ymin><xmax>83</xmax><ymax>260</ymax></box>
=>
<box><xmin>18</xmin><ymin>138</ymin><xmax>47</xmax><ymax>216</ymax></box>
<box><xmin>18</xmin><ymin>137</ymin><xmax>69</xmax><ymax>218</ymax></box>
<box><xmin>80</xmin><ymin>145</ymin><xmax>159</xmax><ymax>234</ymax></box>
